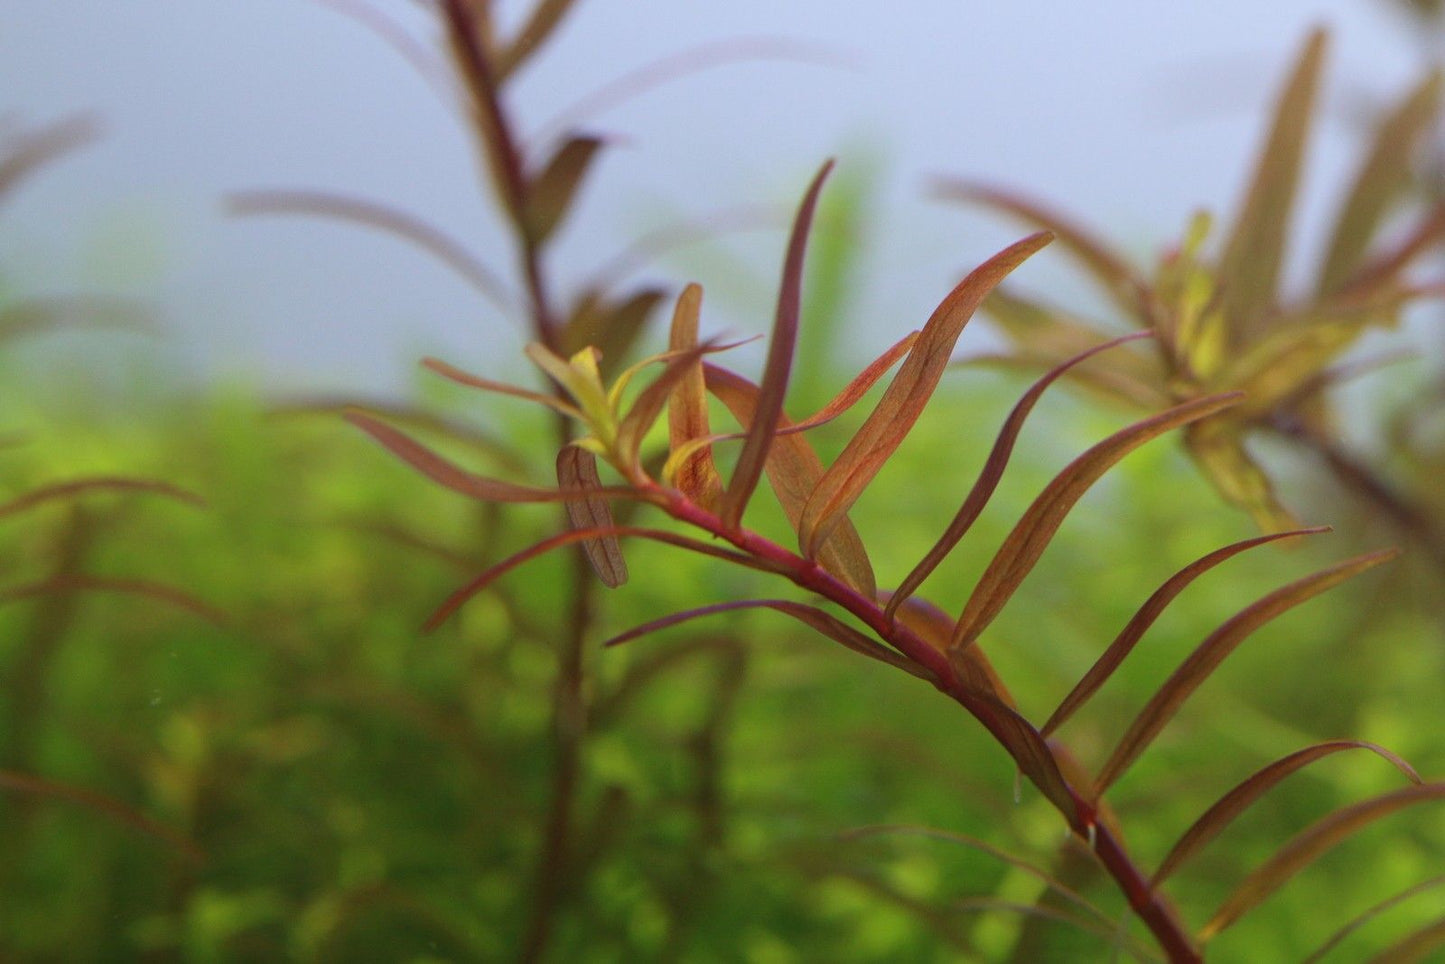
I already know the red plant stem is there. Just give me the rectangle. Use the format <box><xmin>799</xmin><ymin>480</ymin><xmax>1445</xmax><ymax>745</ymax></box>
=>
<box><xmin>646</xmin><ymin>481</ymin><xmax>1202</xmax><ymax>962</ymax></box>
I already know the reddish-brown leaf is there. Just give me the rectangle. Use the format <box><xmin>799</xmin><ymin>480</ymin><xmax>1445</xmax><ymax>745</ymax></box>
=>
<box><xmin>0</xmin><ymin>477</ymin><xmax>205</xmax><ymax>522</ymax></box>
<box><xmin>779</xmin><ymin>329</ymin><xmax>919</xmax><ymax>436</ymax></box>
<box><xmin>666</xmin><ymin>283</ymin><xmax>723</xmax><ymax>507</ymax></box>
<box><xmin>347</xmin><ymin>410</ymin><xmax>643</xmax><ymax>504</ymax></box>
<box><xmin>950</xmin><ymin>392</ymin><xmax>1244</xmax><ymax>651</ymax></box>
<box><xmin>556</xmin><ymin>447</ymin><xmax>628</xmax><ymax>587</ymax></box>
<box><xmin>1217</xmin><ymin>28</ymin><xmax>1327</xmax><ymax>337</ymax></box>
<box><xmin>1152</xmin><ymin>740</ymin><xmax>1421</xmax><ymax>888</ymax></box>
<box><xmin>0</xmin><ymin>575</ymin><xmax>228</xmax><ymax>626</ymax></box>
<box><xmin>977</xmin><ymin>692</ymin><xmax>1078</xmax><ymax>818</ymax></box>
<box><xmin>493</xmin><ymin>0</ymin><xmax>580</xmax><ymax>81</ymax></box>
<box><xmin>1041</xmin><ymin>528</ymin><xmax>1327</xmax><ymax>739</ymax></box>
<box><xmin>0</xmin><ymin>114</ymin><xmax>98</xmax><ymax>206</ymax></box>
<box><xmin>799</xmin><ymin>232</ymin><xmax>1052</xmax><ymax>557</ymax></box>
<box><xmin>886</xmin><ymin>332</ymin><xmax>1150</xmax><ymax>619</ymax></box>
<box><xmin>602</xmin><ymin>598</ymin><xmax>931</xmax><ymax>680</ymax></box>
<box><xmin>228</xmin><ymin>190</ymin><xmax>512</xmax><ymax>311</ymax></box>
<box><xmin>1302</xmin><ymin>876</ymin><xmax>1445</xmax><ymax>963</ymax></box>
<box><xmin>1364</xmin><ymin>915</ymin><xmax>1445</xmax><ymax>964</ymax></box>
<box><xmin>420</xmin><ymin>357</ymin><xmax>585</xmax><ymax>418</ymax></box>
<box><xmin>880</xmin><ymin>592</ymin><xmax>1015</xmax><ymax>707</ymax></box>
<box><xmin>1199</xmin><ymin>782</ymin><xmax>1445</xmax><ymax>942</ymax></box>
<box><xmin>720</xmin><ymin>160</ymin><xmax>834</xmax><ymax>530</ymax></box>
<box><xmin>558</xmin><ymin>286</ymin><xmax>666</xmax><ymax>374</ymax></box>
<box><xmin>525</xmin><ymin>135</ymin><xmax>603</xmax><ymax>244</ymax></box>
<box><xmin>1318</xmin><ymin>71</ymin><xmax>1443</xmax><ymax>297</ymax></box>
<box><xmin>616</xmin><ymin>342</ymin><xmax>718</xmax><ymax>469</ymax></box>
<box><xmin>1095</xmin><ymin>548</ymin><xmax>1398</xmax><ymax>796</ymax></box>
<box><xmin>933</xmin><ymin>182</ymin><xmax>1148</xmax><ymax>322</ymax></box>
<box><xmin>705</xmin><ymin>364</ymin><xmax>876</xmax><ymax>598</ymax></box>
<box><xmin>426</xmin><ymin>525</ymin><xmax>784</xmax><ymax>631</ymax></box>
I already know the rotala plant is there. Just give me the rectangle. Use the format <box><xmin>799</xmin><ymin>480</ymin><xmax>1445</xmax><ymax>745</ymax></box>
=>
<box><xmin>935</xmin><ymin>29</ymin><xmax>1445</xmax><ymax>543</ymax></box>
<box><xmin>226</xmin><ymin>1</ymin><xmax>1445</xmax><ymax>958</ymax></box>
<box><xmin>349</xmin><ymin>158</ymin><xmax>1442</xmax><ymax>961</ymax></box>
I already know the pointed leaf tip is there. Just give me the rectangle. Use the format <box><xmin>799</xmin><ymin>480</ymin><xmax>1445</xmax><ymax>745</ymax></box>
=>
<box><xmin>720</xmin><ymin>160</ymin><xmax>835</xmax><ymax>529</ymax></box>
<box><xmin>799</xmin><ymin>231</ymin><xmax>1053</xmax><ymax>558</ymax></box>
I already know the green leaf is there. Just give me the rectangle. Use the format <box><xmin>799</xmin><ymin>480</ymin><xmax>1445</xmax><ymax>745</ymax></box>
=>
<box><xmin>1151</xmin><ymin>740</ymin><xmax>1420</xmax><ymax>888</ymax></box>
<box><xmin>720</xmin><ymin>160</ymin><xmax>834</xmax><ymax>529</ymax></box>
<box><xmin>798</xmin><ymin>232</ymin><xmax>1052</xmax><ymax>557</ymax></box>
<box><xmin>1217</xmin><ymin>28</ymin><xmax>1327</xmax><ymax>339</ymax></box>
<box><xmin>1094</xmin><ymin>548</ymin><xmax>1398</xmax><ymax>796</ymax></box>
<box><xmin>1318</xmin><ymin>71</ymin><xmax>1443</xmax><ymax>296</ymax></box>
<box><xmin>1199</xmin><ymin>782</ymin><xmax>1445</xmax><ymax>942</ymax></box>
<box><xmin>949</xmin><ymin>392</ymin><xmax>1243</xmax><ymax>651</ymax></box>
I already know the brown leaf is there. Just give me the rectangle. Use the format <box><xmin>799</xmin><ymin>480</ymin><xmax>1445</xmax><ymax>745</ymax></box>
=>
<box><xmin>798</xmin><ymin>232</ymin><xmax>1052</xmax><ymax>557</ymax></box>
<box><xmin>525</xmin><ymin>135</ymin><xmax>604</xmax><ymax>244</ymax></box>
<box><xmin>666</xmin><ymin>283</ymin><xmax>723</xmax><ymax>507</ymax></box>
<box><xmin>493</xmin><ymin>0</ymin><xmax>580</xmax><ymax>82</ymax></box>
<box><xmin>1302</xmin><ymin>876</ymin><xmax>1445</xmax><ymax>964</ymax></box>
<box><xmin>949</xmin><ymin>392</ymin><xmax>1243</xmax><ymax>651</ymax></box>
<box><xmin>1217</xmin><ymin>28</ymin><xmax>1327</xmax><ymax>339</ymax></box>
<box><xmin>559</xmin><ymin>287</ymin><xmax>666</xmax><ymax>375</ymax></box>
<box><xmin>0</xmin><ymin>114</ymin><xmax>99</xmax><ymax>208</ymax></box>
<box><xmin>1318</xmin><ymin>70</ymin><xmax>1443</xmax><ymax>296</ymax></box>
<box><xmin>880</xmin><ymin>592</ymin><xmax>1015</xmax><ymax>707</ymax></box>
<box><xmin>0</xmin><ymin>575</ymin><xmax>228</xmax><ymax>626</ymax></box>
<box><xmin>887</xmin><ymin>332</ymin><xmax>1150</xmax><ymax>620</ymax></box>
<box><xmin>603</xmin><ymin>598</ymin><xmax>931</xmax><ymax>680</ymax></box>
<box><xmin>720</xmin><ymin>160</ymin><xmax>834</xmax><ymax>530</ymax></box>
<box><xmin>705</xmin><ymin>364</ymin><xmax>876</xmax><ymax>598</ymax></box>
<box><xmin>1199</xmin><ymin>782</ymin><xmax>1445</xmax><ymax>942</ymax></box>
<box><xmin>1041</xmin><ymin>528</ymin><xmax>1326</xmax><ymax>739</ymax></box>
<box><xmin>1152</xmin><ymin>740</ymin><xmax>1420</xmax><ymax>888</ymax></box>
<box><xmin>556</xmin><ymin>447</ymin><xmax>628</xmax><ymax>587</ymax></box>
<box><xmin>1095</xmin><ymin>548</ymin><xmax>1398</xmax><ymax>796</ymax></box>
<box><xmin>1366</xmin><ymin>915</ymin><xmax>1445</xmax><ymax>964</ymax></box>
<box><xmin>0</xmin><ymin>477</ymin><xmax>206</xmax><ymax>522</ymax></box>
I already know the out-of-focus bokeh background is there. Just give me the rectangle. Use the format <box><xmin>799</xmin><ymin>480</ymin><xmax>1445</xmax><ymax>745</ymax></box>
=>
<box><xmin>4</xmin><ymin>2</ymin><xmax>1445</xmax><ymax>962</ymax></box>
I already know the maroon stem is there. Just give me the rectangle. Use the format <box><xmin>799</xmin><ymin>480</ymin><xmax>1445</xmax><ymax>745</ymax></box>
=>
<box><xmin>648</xmin><ymin>483</ymin><xmax>1202</xmax><ymax>962</ymax></box>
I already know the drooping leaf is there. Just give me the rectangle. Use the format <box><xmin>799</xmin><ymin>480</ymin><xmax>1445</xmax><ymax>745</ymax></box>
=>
<box><xmin>705</xmin><ymin>364</ymin><xmax>876</xmax><ymax>598</ymax></box>
<box><xmin>665</xmin><ymin>283</ymin><xmax>723</xmax><ymax>507</ymax></box>
<box><xmin>425</xmin><ymin>525</ymin><xmax>785</xmax><ymax>631</ymax></box>
<box><xmin>1301</xmin><ymin>876</ymin><xmax>1445</xmax><ymax>963</ymax></box>
<box><xmin>0</xmin><ymin>477</ymin><xmax>205</xmax><ymax>522</ymax></box>
<box><xmin>1041</xmin><ymin>528</ymin><xmax>1326</xmax><ymax>739</ymax></box>
<box><xmin>346</xmin><ymin>410</ymin><xmax>645</xmax><ymax>504</ymax></box>
<box><xmin>1199</xmin><ymin>782</ymin><xmax>1445</xmax><ymax>941</ymax></box>
<box><xmin>887</xmin><ymin>332</ymin><xmax>1150</xmax><ymax>618</ymax></box>
<box><xmin>949</xmin><ymin>392</ymin><xmax>1243</xmax><ymax>651</ymax></box>
<box><xmin>1152</xmin><ymin>741</ymin><xmax>1420</xmax><ymax>888</ymax></box>
<box><xmin>1368</xmin><ymin>916</ymin><xmax>1445</xmax><ymax>964</ymax></box>
<box><xmin>1318</xmin><ymin>71</ymin><xmax>1443</xmax><ymax>296</ymax></box>
<box><xmin>934</xmin><ymin>181</ymin><xmax>1150</xmax><ymax>323</ymax></box>
<box><xmin>1095</xmin><ymin>548</ymin><xmax>1398</xmax><ymax>796</ymax></box>
<box><xmin>556</xmin><ymin>447</ymin><xmax>627</xmax><ymax>587</ymax></box>
<box><xmin>0</xmin><ymin>769</ymin><xmax>203</xmax><ymax>863</ymax></box>
<box><xmin>525</xmin><ymin>134</ymin><xmax>604</xmax><ymax>244</ymax></box>
<box><xmin>0</xmin><ymin>296</ymin><xmax>153</xmax><ymax>344</ymax></box>
<box><xmin>798</xmin><ymin>232</ymin><xmax>1052</xmax><ymax>557</ymax></box>
<box><xmin>602</xmin><ymin>598</ymin><xmax>931</xmax><ymax>680</ymax></box>
<box><xmin>720</xmin><ymin>160</ymin><xmax>834</xmax><ymax>529</ymax></box>
<box><xmin>421</xmin><ymin>357</ymin><xmax>586</xmax><ymax>420</ymax></box>
<box><xmin>1216</xmin><ymin>28</ymin><xmax>1328</xmax><ymax>339</ymax></box>
<box><xmin>493</xmin><ymin>0</ymin><xmax>580</xmax><ymax>82</ymax></box>
<box><xmin>0</xmin><ymin>575</ymin><xmax>228</xmax><ymax>626</ymax></box>
<box><xmin>971</xmin><ymin>691</ymin><xmax>1078</xmax><ymax>818</ymax></box>
<box><xmin>228</xmin><ymin>190</ymin><xmax>513</xmax><ymax>311</ymax></box>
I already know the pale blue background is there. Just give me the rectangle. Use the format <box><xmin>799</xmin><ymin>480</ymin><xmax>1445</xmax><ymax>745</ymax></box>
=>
<box><xmin>0</xmin><ymin>1</ymin><xmax>1433</xmax><ymax>392</ymax></box>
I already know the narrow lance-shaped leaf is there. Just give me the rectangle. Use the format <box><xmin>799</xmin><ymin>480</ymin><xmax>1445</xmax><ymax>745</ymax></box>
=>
<box><xmin>346</xmin><ymin>410</ymin><xmax>647</xmax><ymax>505</ymax></box>
<box><xmin>603</xmin><ymin>598</ymin><xmax>931</xmax><ymax>681</ymax></box>
<box><xmin>425</xmin><ymin>525</ymin><xmax>786</xmax><ymax>631</ymax></box>
<box><xmin>1199</xmin><ymin>782</ymin><xmax>1445</xmax><ymax>942</ymax></box>
<box><xmin>1217</xmin><ymin>27</ymin><xmax>1327</xmax><ymax>338</ymax></box>
<box><xmin>1301</xmin><ymin>876</ymin><xmax>1445</xmax><ymax>963</ymax></box>
<box><xmin>887</xmin><ymin>332</ymin><xmax>1151</xmax><ymax>620</ymax></box>
<box><xmin>705</xmin><ymin>364</ymin><xmax>876</xmax><ymax>598</ymax></box>
<box><xmin>799</xmin><ymin>231</ymin><xmax>1052</xmax><ymax>557</ymax></box>
<box><xmin>720</xmin><ymin>160</ymin><xmax>834</xmax><ymax>529</ymax></box>
<box><xmin>493</xmin><ymin>0</ymin><xmax>580</xmax><ymax>82</ymax></box>
<box><xmin>950</xmin><ymin>392</ymin><xmax>1244</xmax><ymax>652</ymax></box>
<box><xmin>1318</xmin><ymin>70</ymin><xmax>1443</xmax><ymax>297</ymax></box>
<box><xmin>615</xmin><ymin>341</ymin><xmax>717</xmax><ymax>470</ymax></box>
<box><xmin>1151</xmin><ymin>740</ymin><xmax>1420</xmax><ymax>889</ymax></box>
<box><xmin>0</xmin><ymin>575</ymin><xmax>228</xmax><ymax>626</ymax></box>
<box><xmin>0</xmin><ymin>477</ymin><xmax>206</xmax><ymax>522</ymax></box>
<box><xmin>666</xmin><ymin>283</ymin><xmax>723</xmax><ymax>507</ymax></box>
<box><xmin>1042</xmin><ymin>527</ymin><xmax>1326</xmax><ymax>738</ymax></box>
<box><xmin>880</xmin><ymin>592</ymin><xmax>1015</xmax><ymax>707</ymax></box>
<box><xmin>421</xmin><ymin>357</ymin><xmax>585</xmax><ymax>420</ymax></box>
<box><xmin>559</xmin><ymin>286</ymin><xmax>666</xmax><ymax>373</ymax></box>
<box><xmin>525</xmin><ymin>135</ymin><xmax>604</xmax><ymax>244</ymax></box>
<box><xmin>556</xmin><ymin>447</ymin><xmax>627</xmax><ymax>587</ymax></box>
<box><xmin>933</xmin><ymin>181</ymin><xmax>1148</xmax><ymax>324</ymax></box>
<box><xmin>0</xmin><ymin>114</ymin><xmax>98</xmax><ymax>208</ymax></box>
<box><xmin>1369</xmin><ymin>917</ymin><xmax>1445</xmax><ymax>964</ymax></box>
<box><xmin>1095</xmin><ymin>548</ymin><xmax>1398</xmax><ymax>796</ymax></box>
